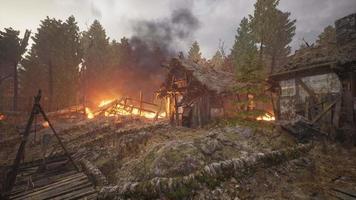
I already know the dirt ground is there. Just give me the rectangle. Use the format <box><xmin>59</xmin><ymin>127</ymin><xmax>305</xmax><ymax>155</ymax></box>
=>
<box><xmin>1</xmin><ymin>116</ymin><xmax>356</xmax><ymax>199</ymax></box>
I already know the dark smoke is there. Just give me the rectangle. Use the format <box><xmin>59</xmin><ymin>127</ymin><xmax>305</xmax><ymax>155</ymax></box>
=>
<box><xmin>121</xmin><ymin>7</ymin><xmax>200</xmax><ymax>100</ymax></box>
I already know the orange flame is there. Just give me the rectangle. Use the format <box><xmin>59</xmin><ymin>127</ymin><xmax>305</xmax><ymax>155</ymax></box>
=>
<box><xmin>0</xmin><ymin>114</ymin><xmax>5</xmax><ymax>121</ymax></box>
<box><xmin>85</xmin><ymin>107</ymin><xmax>95</xmax><ymax>119</ymax></box>
<box><xmin>42</xmin><ymin>121</ymin><xmax>50</xmax><ymax>128</ymax></box>
<box><xmin>98</xmin><ymin>99</ymin><xmax>115</xmax><ymax>107</ymax></box>
<box><xmin>86</xmin><ymin>98</ymin><xmax>167</xmax><ymax>120</ymax></box>
<box><xmin>256</xmin><ymin>113</ymin><xmax>275</xmax><ymax>121</ymax></box>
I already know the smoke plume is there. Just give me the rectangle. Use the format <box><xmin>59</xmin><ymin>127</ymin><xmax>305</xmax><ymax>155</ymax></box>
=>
<box><xmin>119</xmin><ymin>7</ymin><xmax>200</xmax><ymax>100</ymax></box>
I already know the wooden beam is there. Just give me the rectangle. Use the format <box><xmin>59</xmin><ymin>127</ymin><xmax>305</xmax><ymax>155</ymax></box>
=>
<box><xmin>139</xmin><ymin>91</ymin><xmax>143</xmax><ymax>116</ymax></box>
<box><xmin>311</xmin><ymin>98</ymin><xmax>340</xmax><ymax>124</ymax></box>
<box><xmin>39</xmin><ymin>105</ymin><xmax>79</xmax><ymax>172</ymax></box>
<box><xmin>269</xmin><ymin>61</ymin><xmax>336</xmax><ymax>81</ymax></box>
<box><xmin>296</xmin><ymin>78</ymin><xmax>318</xmax><ymax>102</ymax></box>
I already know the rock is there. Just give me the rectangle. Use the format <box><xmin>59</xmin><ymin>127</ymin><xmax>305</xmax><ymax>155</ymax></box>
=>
<box><xmin>200</xmin><ymin>139</ymin><xmax>222</xmax><ymax>155</ymax></box>
<box><xmin>240</xmin><ymin>128</ymin><xmax>254</xmax><ymax>139</ymax></box>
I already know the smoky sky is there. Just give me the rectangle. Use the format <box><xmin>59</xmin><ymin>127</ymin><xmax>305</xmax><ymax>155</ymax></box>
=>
<box><xmin>0</xmin><ymin>0</ymin><xmax>355</xmax><ymax>57</ymax></box>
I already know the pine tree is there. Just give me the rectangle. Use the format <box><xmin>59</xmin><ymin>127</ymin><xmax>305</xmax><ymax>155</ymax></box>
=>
<box><xmin>22</xmin><ymin>16</ymin><xmax>81</xmax><ymax>110</ymax></box>
<box><xmin>249</xmin><ymin>0</ymin><xmax>280</xmax><ymax>59</ymax></box>
<box><xmin>316</xmin><ymin>25</ymin><xmax>336</xmax><ymax>46</ymax></box>
<box><xmin>250</xmin><ymin>0</ymin><xmax>296</xmax><ymax>73</ymax></box>
<box><xmin>0</xmin><ymin>28</ymin><xmax>30</xmax><ymax>110</ymax></box>
<box><xmin>231</xmin><ymin>17</ymin><xmax>267</xmax><ymax>118</ymax></box>
<box><xmin>20</xmin><ymin>49</ymin><xmax>47</xmax><ymax>100</ymax></box>
<box><xmin>81</xmin><ymin>20</ymin><xmax>110</xmax><ymax>101</ymax></box>
<box><xmin>265</xmin><ymin>10</ymin><xmax>296</xmax><ymax>73</ymax></box>
<box><xmin>210</xmin><ymin>50</ymin><xmax>224</xmax><ymax>69</ymax></box>
<box><xmin>187</xmin><ymin>41</ymin><xmax>202</xmax><ymax>63</ymax></box>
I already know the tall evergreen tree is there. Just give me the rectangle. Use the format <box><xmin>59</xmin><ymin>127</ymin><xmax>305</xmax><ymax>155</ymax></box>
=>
<box><xmin>81</xmin><ymin>20</ymin><xmax>110</xmax><ymax>101</ymax></box>
<box><xmin>0</xmin><ymin>28</ymin><xmax>30</xmax><ymax>110</ymax></box>
<box><xmin>187</xmin><ymin>41</ymin><xmax>202</xmax><ymax>63</ymax></box>
<box><xmin>22</xmin><ymin>16</ymin><xmax>81</xmax><ymax>110</ymax></box>
<box><xmin>249</xmin><ymin>0</ymin><xmax>279</xmax><ymax>59</ymax></box>
<box><xmin>265</xmin><ymin>10</ymin><xmax>296</xmax><ymax>73</ymax></box>
<box><xmin>250</xmin><ymin>0</ymin><xmax>295</xmax><ymax>73</ymax></box>
<box><xmin>231</xmin><ymin>17</ymin><xmax>267</xmax><ymax>118</ymax></box>
<box><xmin>316</xmin><ymin>25</ymin><xmax>336</xmax><ymax>46</ymax></box>
<box><xmin>210</xmin><ymin>50</ymin><xmax>224</xmax><ymax>69</ymax></box>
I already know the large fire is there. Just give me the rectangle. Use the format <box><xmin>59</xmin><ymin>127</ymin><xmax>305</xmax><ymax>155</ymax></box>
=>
<box><xmin>98</xmin><ymin>99</ymin><xmax>115</xmax><ymax>107</ymax></box>
<box><xmin>85</xmin><ymin>98</ymin><xmax>166</xmax><ymax>120</ymax></box>
<box><xmin>85</xmin><ymin>107</ymin><xmax>95</xmax><ymax>119</ymax></box>
<box><xmin>256</xmin><ymin>113</ymin><xmax>275</xmax><ymax>121</ymax></box>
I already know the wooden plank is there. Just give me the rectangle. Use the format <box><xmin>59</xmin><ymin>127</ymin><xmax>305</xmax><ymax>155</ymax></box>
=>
<box><xmin>329</xmin><ymin>191</ymin><xmax>356</xmax><ymax>200</ymax></box>
<box><xmin>11</xmin><ymin>174</ymin><xmax>87</xmax><ymax>199</ymax></box>
<box><xmin>34</xmin><ymin>183</ymin><xmax>93</xmax><ymax>200</ymax></box>
<box><xmin>333</xmin><ymin>187</ymin><xmax>356</xmax><ymax>198</ymax></box>
<box><xmin>312</xmin><ymin>98</ymin><xmax>340</xmax><ymax>124</ymax></box>
<box><xmin>85</xmin><ymin>192</ymin><xmax>99</xmax><ymax>200</ymax></box>
<box><xmin>52</xmin><ymin>186</ymin><xmax>96</xmax><ymax>200</ymax></box>
<box><xmin>11</xmin><ymin>170</ymin><xmax>78</xmax><ymax>195</ymax></box>
<box><xmin>13</xmin><ymin>179</ymin><xmax>91</xmax><ymax>200</ymax></box>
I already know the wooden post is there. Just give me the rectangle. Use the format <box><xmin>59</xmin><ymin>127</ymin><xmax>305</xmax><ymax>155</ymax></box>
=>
<box><xmin>174</xmin><ymin>93</ymin><xmax>179</xmax><ymax>126</ymax></box>
<box><xmin>4</xmin><ymin>91</ymin><xmax>41</xmax><ymax>195</ymax></box>
<box><xmin>139</xmin><ymin>91</ymin><xmax>143</xmax><ymax>116</ymax></box>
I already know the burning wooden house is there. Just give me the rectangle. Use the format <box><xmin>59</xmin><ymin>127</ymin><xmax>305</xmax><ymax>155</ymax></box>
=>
<box><xmin>269</xmin><ymin>13</ymin><xmax>356</xmax><ymax>141</ymax></box>
<box><xmin>157</xmin><ymin>57</ymin><xmax>236</xmax><ymax>127</ymax></box>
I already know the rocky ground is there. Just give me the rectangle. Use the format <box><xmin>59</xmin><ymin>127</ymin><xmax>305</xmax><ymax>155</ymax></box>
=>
<box><xmin>1</xmin><ymin>116</ymin><xmax>356</xmax><ymax>199</ymax></box>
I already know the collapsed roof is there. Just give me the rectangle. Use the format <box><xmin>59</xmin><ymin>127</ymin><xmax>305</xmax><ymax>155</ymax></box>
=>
<box><xmin>163</xmin><ymin>57</ymin><xmax>236</xmax><ymax>94</ymax></box>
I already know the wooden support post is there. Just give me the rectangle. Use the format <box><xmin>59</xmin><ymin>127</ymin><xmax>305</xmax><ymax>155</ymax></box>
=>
<box><xmin>139</xmin><ymin>91</ymin><xmax>143</xmax><ymax>116</ymax></box>
<box><xmin>312</xmin><ymin>98</ymin><xmax>340</xmax><ymax>124</ymax></box>
<box><xmin>174</xmin><ymin>93</ymin><xmax>179</xmax><ymax>126</ymax></box>
<box><xmin>38</xmin><ymin>104</ymin><xmax>79</xmax><ymax>172</ymax></box>
<box><xmin>3</xmin><ymin>91</ymin><xmax>41</xmax><ymax>195</ymax></box>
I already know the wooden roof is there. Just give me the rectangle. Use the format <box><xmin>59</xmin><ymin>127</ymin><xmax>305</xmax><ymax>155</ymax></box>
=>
<box><xmin>166</xmin><ymin>58</ymin><xmax>236</xmax><ymax>94</ymax></box>
<box><xmin>270</xmin><ymin>42</ymin><xmax>356</xmax><ymax>81</ymax></box>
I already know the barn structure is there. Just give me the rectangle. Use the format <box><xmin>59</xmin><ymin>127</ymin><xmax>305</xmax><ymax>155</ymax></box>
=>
<box><xmin>157</xmin><ymin>57</ymin><xmax>236</xmax><ymax>128</ymax></box>
<box><xmin>269</xmin><ymin>13</ymin><xmax>356</xmax><ymax>142</ymax></box>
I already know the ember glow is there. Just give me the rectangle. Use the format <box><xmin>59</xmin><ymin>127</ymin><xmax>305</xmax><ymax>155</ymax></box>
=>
<box><xmin>0</xmin><ymin>114</ymin><xmax>5</xmax><ymax>121</ymax></box>
<box><xmin>42</xmin><ymin>121</ymin><xmax>49</xmax><ymax>128</ymax></box>
<box><xmin>256</xmin><ymin>113</ymin><xmax>275</xmax><ymax>121</ymax></box>
<box><xmin>85</xmin><ymin>107</ymin><xmax>95</xmax><ymax>119</ymax></box>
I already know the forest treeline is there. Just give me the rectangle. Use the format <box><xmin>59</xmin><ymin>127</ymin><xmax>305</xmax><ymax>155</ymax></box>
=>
<box><xmin>0</xmin><ymin>0</ymin><xmax>335</xmax><ymax>112</ymax></box>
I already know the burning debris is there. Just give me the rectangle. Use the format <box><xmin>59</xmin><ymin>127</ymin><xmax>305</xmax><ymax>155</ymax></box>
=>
<box><xmin>84</xmin><ymin>96</ymin><xmax>167</xmax><ymax>120</ymax></box>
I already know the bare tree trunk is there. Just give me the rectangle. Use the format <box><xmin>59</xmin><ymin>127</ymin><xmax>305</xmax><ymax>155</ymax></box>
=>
<box><xmin>270</xmin><ymin>53</ymin><xmax>276</xmax><ymax>74</ymax></box>
<box><xmin>13</xmin><ymin>62</ymin><xmax>18</xmax><ymax>111</ymax></box>
<box><xmin>48</xmin><ymin>61</ymin><xmax>54</xmax><ymax>111</ymax></box>
<box><xmin>259</xmin><ymin>40</ymin><xmax>264</xmax><ymax>61</ymax></box>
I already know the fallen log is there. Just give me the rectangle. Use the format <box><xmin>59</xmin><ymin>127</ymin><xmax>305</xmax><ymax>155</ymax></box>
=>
<box><xmin>98</xmin><ymin>144</ymin><xmax>313</xmax><ymax>200</ymax></box>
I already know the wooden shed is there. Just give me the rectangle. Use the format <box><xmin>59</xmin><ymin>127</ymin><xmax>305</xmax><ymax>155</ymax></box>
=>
<box><xmin>269</xmin><ymin>13</ymin><xmax>356</xmax><ymax>141</ymax></box>
<box><xmin>157</xmin><ymin>57</ymin><xmax>236</xmax><ymax>127</ymax></box>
